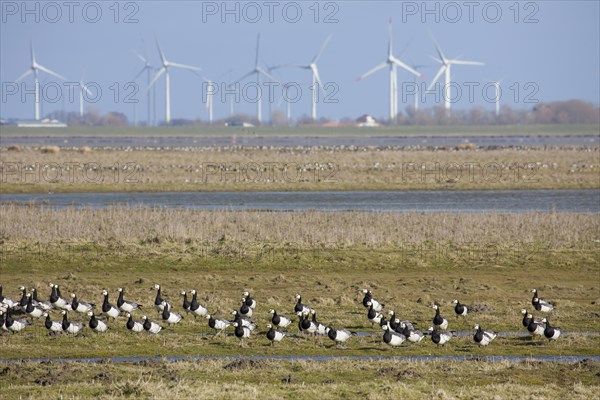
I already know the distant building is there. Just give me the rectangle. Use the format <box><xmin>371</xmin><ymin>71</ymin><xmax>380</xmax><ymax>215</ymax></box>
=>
<box><xmin>5</xmin><ymin>118</ymin><xmax>68</xmax><ymax>128</ymax></box>
<box><xmin>356</xmin><ymin>114</ymin><xmax>380</xmax><ymax>127</ymax></box>
<box><xmin>225</xmin><ymin>121</ymin><xmax>255</xmax><ymax>127</ymax></box>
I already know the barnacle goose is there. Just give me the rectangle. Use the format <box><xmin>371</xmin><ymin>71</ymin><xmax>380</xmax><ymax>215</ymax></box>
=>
<box><xmin>266</xmin><ymin>324</ymin><xmax>286</xmax><ymax>344</ymax></box>
<box><xmin>542</xmin><ymin>318</ymin><xmax>561</xmax><ymax>340</ymax></box>
<box><xmin>239</xmin><ymin>299</ymin><xmax>253</xmax><ymax>318</ymax></box>
<box><xmin>473</xmin><ymin>324</ymin><xmax>497</xmax><ymax>346</ymax></box>
<box><xmin>142</xmin><ymin>315</ymin><xmax>163</xmax><ymax>334</ymax></box>
<box><xmin>326</xmin><ymin>326</ymin><xmax>354</xmax><ymax>347</ymax></box>
<box><xmin>4</xmin><ymin>308</ymin><xmax>30</xmax><ymax>333</ymax></box>
<box><xmin>361</xmin><ymin>289</ymin><xmax>384</xmax><ymax>312</ymax></box>
<box><xmin>161</xmin><ymin>301</ymin><xmax>183</xmax><ymax>326</ymax></box>
<box><xmin>43</xmin><ymin>312</ymin><xmax>62</xmax><ymax>335</ymax></box>
<box><xmin>49</xmin><ymin>284</ymin><xmax>71</xmax><ymax>311</ymax></box>
<box><xmin>88</xmin><ymin>311</ymin><xmax>109</xmax><ymax>333</ymax></box>
<box><xmin>126</xmin><ymin>313</ymin><xmax>144</xmax><ymax>333</ymax></box>
<box><xmin>452</xmin><ymin>299</ymin><xmax>468</xmax><ymax>317</ymax></box>
<box><xmin>531</xmin><ymin>289</ymin><xmax>554</xmax><ymax>312</ymax></box>
<box><xmin>428</xmin><ymin>326</ymin><xmax>452</xmax><ymax>345</ymax></box>
<box><xmin>242</xmin><ymin>291</ymin><xmax>256</xmax><ymax>309</ymax></box>
<box><xmin>61</xmin><ymin>310</ymin><xmax>83</xmax><ymax>335</ymax></box>
<box><xmin>206</xmin><ymin>314</ymin><xmax>230</xmax><ymax>335</ymax></box>
<box><xmin>382</xmin><ymin>324</ymin><xmax>405</xmax><ymax>347</ymax></box>
<box><xmin>0</xmin><ymin>285</ymin><xmax>17</xmax><ymax>308</ymax></box>
<box><xmin>180</xmin><ymin>291</ymin><xmax>191</xmax><ymax>313</ymax></box>
<box><xmin>25</xmin><ymin>294</ymin><xmax>44</xmax><ymax>318</ymax></box>
<box><xmin>526</xmin><ymin>313</ymin><xmax>546</xmax><ymax>336</ymax></box>
<box><xmin>231</xmin><ymin>310</ymin><xmax>256</xmax><ymax>331</ymax></box>
<box><xmin>70</xmin><ymin>293</ymin><xmax>95</xmax><ymax>313</ymax></box>
<box><xmin>294</xmin><ymin>294</ymin><xmax>311</xmax><ymax>314</ymax></box>
<box><xmin>311</xmin><ymin>309</ymin><xmax>327</xmax><ymax>335</ymax></box>
<box><xmin>367</xmin><ymin>302</ymin><xmax>383</xmax><ymax>325</ymax></box>
<box><xmin>432</xmin><ymin>304</ymin><xmax>449</xmax><ymax>330</ymax></box>
<box><xmin>117</xmin><ymin>288</ymin><xmax>142</xmax><ymax>313</ymax></box>
<box><xmin>189</xmin><ymin>290</ymin><xmax>208</xmax><ymax>318</ymax></box>
<box><xmin>269</xmin><ymin>309</ymin><xmax>293</xmax><ymax>328</ymax></box>
<box><xmin>400</xmin><ymin>321</ymin><xmax>424</xmax><ymax>343</ymax></box>
<box><xmin>101</xmin><ymin>289</ymin><xmax>120</xmax><ymax>320</ymax></box>
<box><xmin>31</xmin><ymin>288</ymin><xmax>53</xmax><ymax>311</ymax></box>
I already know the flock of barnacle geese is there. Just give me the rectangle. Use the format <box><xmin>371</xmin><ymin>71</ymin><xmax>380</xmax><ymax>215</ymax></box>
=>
<box><xmin>0</xmin><ymin>284</ymin><xmax>560</xmax><ymax>347</ymax></box>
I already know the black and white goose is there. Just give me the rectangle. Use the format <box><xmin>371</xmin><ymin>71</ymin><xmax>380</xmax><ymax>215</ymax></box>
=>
<box><xmin>428</xmin><ymin>326</ymin><xmax>452</xmax><ymax>346</ymax></box>
<box><xmin>206</xmin><ymin>314</ymin><xmax>231</xmax><ymax>335</ymax></box>
<box><xmin>180</xmin><ymin>291</ymin><xmax>191</xmax><ymax>314</ymax></box>
<box><xmin>0</xmin><ymin>285</ymin><xmax>17</xmax><ymax>309</ymax></box>
<box><xmin>473</xmin><ymin>324</ymin><xmax>497</xmax><ymax>346</ymax></box>
<box><xmin>521</xmin><ymin>309</ymin><xmax>532</xmax><ymax>328</ymax></box>
<box><xmin>61</xmin><ymin>310</ymin><xmax>83</xmax><ymax>335</ymax></box>
<box><xmin>161</xmin><ymin>301</ymin><xmax>183</xmax><ymax>326</ymax></box>
<box><xmin>18</xmin><ymin>286</ymin><xmax>29</xmax><ymax>309</ymax></box>
<box><xmin>189</xmin><ymin>290</ymin><xmax>208</xmax><ymax>318</ymax></box>
<box><xmin>88</xmin><ymin>311</ymin><xmax>109</xmax><ymax>333</ymax></box>
<box><xmin>25</xmin><ymin>293</ymin><xmax>44</xmax><ymax>318</ymax></box>
<box><xmin>270</xmin><ymin>309</ymin><xmax>293</xmax><ymax>328</ymax></box>
<box><xmin>361</xmin><ymin>289</ymin><xmax>384</xmax><ymax>312</ymax></box>
<box><xmin>299</xmin><ymin>311</ymin><xmax>317</xmax><ymax>335</ymax></box>
<box><xmin>387</xmin><ymin>310</ymin><xmax>416</xmax><ymax>333</ymax></box>
<box><xmin>49</xmin><ymin>283</ymin><xmax>71</xmax><ymax>311</ymax></box>
<box><xmin>239</xmin><ymin>299</ymin><xmax>253</xmax><ymax>318</ymax></box>
<box><xmin>311</xmin><ymin>309</ymin><xmax>327</xmax><ymax>335</ymax></box>
<box><xmin>233</xmin><ymin>322</ymin><xmax>252</xmax><ymax>346</ymax></box>
<box><xmin>4</xmin><ymin>308</ymin><xmax>30</xmax><ymax>333</ymax></box>
<box><xmin>242</xmin><ymin>291</ymin><xmax>256</xmax><ymax>309</ymax></box>
<box><xmin>43</xmin><ymin>312</ymin><xmax>62</xmax><ymax>335</ymax></box>
<box><xmin>526</xmin><ymin>313</ymin><xmax>546</xmax><ymax>337</ymax></box>
<box><xmin>452</xmin><ymin>300</ymin><xmax>468</xmax><ymax>317</ymax></box>
<box><xmin>31</xmin><ymin>288</ymin><xmax>53</xmax><ymax>311</ymax></box>
<box><xmin>326</xmin><ymin>326</ymin><xmax>354</xmax><ymax>347</ymax></box>
<box><xmin>432</xmin><ymin>305</ymin><xmax>449</xmax><ymax>330</ymax></box>
<box><xmin>531</xmin><ymin>289</ymin><xmax>554</xmax><ymax>312</ymax></box>
<box><xmin>266</xmin><ymin>324</ymin><xmax>286</xmax><ymax>344</ymax></box>
<box><xmin>542</xmin><ymin>318</ymin><xmax>561</xmax><ymax>340</ymax></box>
<box><xmin>367</xmin><ymin>302</ymin><xmax>383</xmax><ymax>325</ymax></box>
<box><xmin>70</xmin><ymin>293</ymin><xmax>95</xmax><ymax>313</ymax></box>
<box><xmin>231</xmin><ymin>310</ymin><xmax>256</xmax><ymax>331</ymax></box>
<box><xmin>101</xmin><ymin>289</ymin><xmax>120</xmax><ymax>320</ymax></box>
<box><xmin>117</xmin><ymin>288</ymin><xmax>142</xmax><ymax>313</ymax></box>
<box><xmin>126</xmin><ymin>313</ymin><xmax>144</xmax><ymax>333</ymax></box>
<box><xmin>382</xmin><ymin>324</ymin><xmax>405</xmax><ymax>347</ymax></box>
<box><xmin>400</xmin><ymin>322</ymin><xmax>425</xmax><ymax>343</ymax></box>
<box><xmin>152</xmin><ymin>284</ymin><xmax>170</xmax><ymax>313</ymax></box>
<box><xmin>142</xmin><ymin>315</ymin><xmax>163</xmax><ymax>334</ymax></box>
<box><xmin>294</xmin><ymin>294</ymin><xmax>311</xmax><ymax>314</ymax></box>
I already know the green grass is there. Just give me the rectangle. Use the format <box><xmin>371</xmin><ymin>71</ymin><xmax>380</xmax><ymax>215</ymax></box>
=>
<box><xmin>1</xmin><ymin>124</ymin><xmax>599</xmax><ymax>137</ymax></box>
<box><xmin>1</xmin><ymin>358</ymin><xmax>599</xmax><ymax>399</ymax></box>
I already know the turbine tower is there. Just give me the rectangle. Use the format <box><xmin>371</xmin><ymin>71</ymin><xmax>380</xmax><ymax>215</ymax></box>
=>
<box><xmin>16</xmin><ymin>41</ymin><xmax>66</xmax><ymax>121</ymax></box>
<box><xmin>357</xmin><ymin>19</ymin><xmax>421</xmax><ymax>124</ymax></box>
<box><xmin>148</xmin><ymin>36</ymin><xmax>202</xmax><ymax>125</ymax></box>
<box><xmin>230</xmin><ymin>34</ymin><xmax>276</xmax><ymax>125</ymax></box>
<box><xmin>78</xmin><ymin>72</ymin><xmax>93</xmax><ymax>119</ymax></box>
<box><xmin>427</xmin><ymin>32</ymin><xmax>484</xmax><ymax>113</ymax></box>
<box><xmin>132</xmin><ymin>49</ymin><xmax>156</xmax><ymax>126</ymax></box>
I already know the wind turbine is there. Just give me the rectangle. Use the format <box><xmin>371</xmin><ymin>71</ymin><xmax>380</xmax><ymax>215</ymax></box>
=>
<box><xmin>427</xmin><ymin>32</ymin><xmax>484</xmax><ymax>113</ymax></box>
<box><xmin>147</xmin><ymin>36</ymin><xmax>202</xmax><ymax>125</ymax></box>
<box><xmin>230</xmin><ymin>33</ymin><xmax>276</xmax><ymax>125</ymax></box>
<box><xmin>16</xmin><ymin>41</ymin><xmax>66</xmax><ymax>121</ymax></box>
<box><xmin>132</xmin><ymin>49</ymin><xmax>156</xmax><ymax>126</ymax></box>
<box><xmin>488</xmin><ymin>79</ymin><xmax>503</xmax><ymax>117</ymax></box>
<box><xmin>272</xmin><ymin>35</ymin><xmax>332</xmax><ymax>122</ymax></box>
<box><xmin>357</xmin><ymin>19</ymin><xmax>421</xmax><ymax>124</ymax></box>
<box><xmin>78</xmin><ymin>72</ymin><xmax>93</xmax><ymax>119</ymax></box>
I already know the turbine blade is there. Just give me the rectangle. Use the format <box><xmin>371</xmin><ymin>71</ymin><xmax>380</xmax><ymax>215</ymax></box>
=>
<box><xmin>256</xmin><ymin>66</ymin><xmax>277</xmax><ymax>82</ymax></box>
<box><xmin>312</xmin><ymin>34</ymin><xmax>332</xmax><ymax>64</ymax></box>
<box><xmin>36</xmin><ymin>64</ymin><xmax>66</xmax><ymax>80</ymax></box>
<box><xmin>147</xmin><ymin>67</ymin><xmax>165</xmax><ymax>91</ymax></box>
<box><xmin>132</xmin><ymin>66</ymin><xmax>148</xmax><ymax>81</ymax></box>
<box><xmin>255</xmin><ymin>33</ymin><xmax>261</xmax><ymax>68</ymax></box>
<box><xmin>230</xmin><ymin>70</ymin><xmax>255</xmax><ymax>87</ymax></box>
<box><xmin>357</xmin><ymin>62</ymin><xmax>387</xmax><ymax>81</ymax></box>
<box><xmin>391</xmin><ymin>56</ymin><xmax>422</xmax><ymax>77</ymax></box>
<box><xmin>426</xmin><ymin>66</ymin><xmax>446</xmax><ymax>91</ymax></box>
<box><xmin>168</xmin><ymin>61</ymin><xmax>202</xmax><ymax>71</ymax></box>
<box><xmin>133</xmin><ymin>49</ymin><xmax>148</xmax><ymax>64</ymax></box>
<box><xmin>450</xmin><ymin>60</ymin><xmax>484</xmax><ymax>66</ymax></box>
<box><xmin>30</xmin><ymin>40</ymin><xmax>36</xmax><ymax>65</ymax></box>
<box><xmin>312</xmin><ymin>65</ymin><xmax>323</xmax><ymax>89</ymax></box>
<box><xmin>154</xmin><ymin>35</ymin><xmax>167</xmax><ymax>66</ymax></box>
<box><xmin>269</xmin><ymin>63</ymin><xmax>302</xmax><ymax>72</ymax></box>
<box><xmin>428</xmin><ymin>30</ymin><xmax>446</xmax><ymax>63</ymax></box>
<box><xmin>388</xmin><ymin>17</ymin><xmax>393</xmax><ymax>57</ymax></box>
<box><xmin>15</xmin><ymin>69</ymin><xmax>33</xmax><ymax>82</ymax></box>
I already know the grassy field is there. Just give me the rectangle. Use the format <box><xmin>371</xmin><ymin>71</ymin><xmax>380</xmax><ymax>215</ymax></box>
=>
<box><xmin>1</xmin><ymin>147</ymin><xmax>598</xmax><ymax>193</ymax></box>
<box><xmin>1</xmin><ymin>124</ymin><xmax>599</xmax><ymax>137</ymax></box>
<box><xmin>1</xmin><ymin>208</ymin><xmax>599</xmax><ymax>397</ymax></box>
<box><xmin>2</xmin><ymin>358</ymin><xmax>599</xmax><ymax>399</ymax></box>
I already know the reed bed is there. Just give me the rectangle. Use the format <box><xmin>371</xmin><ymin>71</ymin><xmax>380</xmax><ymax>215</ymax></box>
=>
<box><xmin>1</xmin><ymin>206</ymin><xmax>597</xmax><ymax>249</ymax></box>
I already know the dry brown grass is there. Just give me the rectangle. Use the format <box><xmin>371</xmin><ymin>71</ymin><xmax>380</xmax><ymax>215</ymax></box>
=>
<box><xmin>1</xmin><ymin>206</ymin><xmax>597</xmax><ymax>248</ymax></box>
<box><xmin>1</xmin><ymin>147</ymin><xmax>598</xmax><ymax>192</ymax></box>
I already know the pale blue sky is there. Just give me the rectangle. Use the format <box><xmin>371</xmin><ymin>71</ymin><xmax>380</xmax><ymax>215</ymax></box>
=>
<box><xmin>1</xmin><ymin>1</ymin><xmax>599</xmax><ymax>122</ymax></box>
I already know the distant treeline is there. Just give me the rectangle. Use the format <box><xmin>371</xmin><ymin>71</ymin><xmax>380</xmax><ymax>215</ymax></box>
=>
<box><xmin>45</xmin><ymin>100</ymin><xmax>599</xmax><ymax>127</ymax></box>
